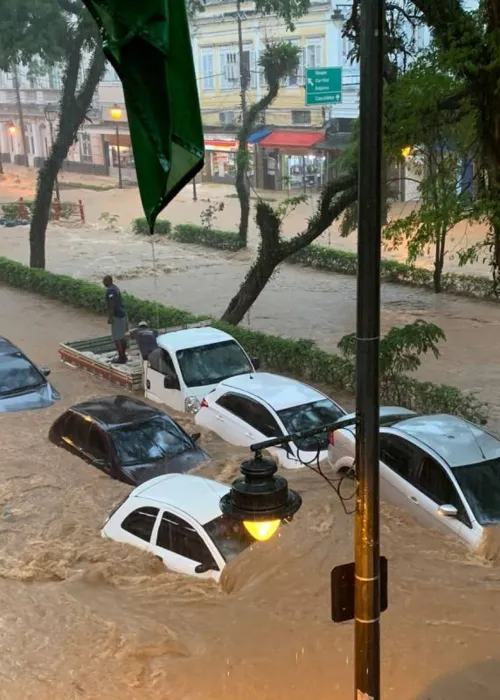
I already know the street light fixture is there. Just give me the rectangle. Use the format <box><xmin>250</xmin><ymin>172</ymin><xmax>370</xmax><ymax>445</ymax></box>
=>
<box><xmin>220</xmin><ymin>452</ymin><xmax>302</xmax><ymax>541</ymax></box>
<box><xmin>110</xmin><ymin>103</ymin><xmax>123</xmax><ymax>189</ymax></box>
<box><xmin>44</xmin><ymin>104</ymin><xmax>60</xmax><ymax>202</ymax></box>
<box><xmin>7</xmin><ymin>121</ymin><xmax>16</xmax><ymax>136</ymax></box>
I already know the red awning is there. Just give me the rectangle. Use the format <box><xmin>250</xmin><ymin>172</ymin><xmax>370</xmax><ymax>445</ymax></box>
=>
<box><xmin>259</xmin><ymin>130</ymin><xmax>323</xmax><ymax>149</ymax></box>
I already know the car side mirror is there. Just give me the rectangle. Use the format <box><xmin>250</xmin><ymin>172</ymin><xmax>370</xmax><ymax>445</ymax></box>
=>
<box><xmin>438</xmin><ymin>504</ymin><xmax>458</xmax><ymax>518</ymax></box>
<box><xmin>191</xmin><ymin>432</ymin><xmax>201</xmax><ymax>443</ymax></box>
<box><xmin>195</xmin><ymin>561</ymin><xmax>218</xmax><ymax>574</ymax></box>
<box><xmin>40</xmin><ymin>367</ymin><xmax>51</xmax><ymax>377</ymax></box>
<box><xmin>251</xmin><ymin>356</ymin><xmax>260</xmax><ymax>371</ymax></box>
<box><xmin>164</xmin><ymin>374</ymin><xmax>180</xmax><ymax>390</ymax></box>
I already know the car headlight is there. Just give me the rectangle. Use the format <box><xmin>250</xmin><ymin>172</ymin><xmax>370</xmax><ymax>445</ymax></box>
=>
<box><xmin>185</xmin><ymin>396</ymin><xmax>201</xmax><ymax>414</ymax></box>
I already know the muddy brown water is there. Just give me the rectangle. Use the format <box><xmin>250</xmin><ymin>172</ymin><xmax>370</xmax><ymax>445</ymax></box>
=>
<box><xmin>1</xmin><ymin>287</ymin><xmax>500</xmax><ymax>699</ymax></box>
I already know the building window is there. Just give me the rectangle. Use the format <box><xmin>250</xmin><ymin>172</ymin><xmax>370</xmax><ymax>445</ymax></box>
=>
<box><xmin>103</xmin><ymin>62</ymin><xmax>120</xmax><ymax>82</ymax></box>
<box><xmin>220</xmin><ymin>47</ymin><xmax>239</xmax><ymax>90</ymax></box>
<box><xmin>305</xmin><ymin>38</ymin><xmax>323</xmax><ymax>70</ymax></box>
<box><xmin>200</xmin><ymin>49</ymin><xmax>215</xmax><ymax>91</ymax></box>
<box><xmin>24</xmin><ymin>124</ymin><xmax>35</xmax><ymax>155</ymax></box>
<box><xmin>283</xmin><ymin>39</ymin><xmax>302</xmax><ymax>87</ymax></box>
<box><xmin>80</xmin><ymin>132</ymin><xmax>93</xmax><ymax>163</ymax></box>
<box><xmin>291</xmin><ymin>110</ymin><xmax>312</xmax><ymax>126</ymax></box>
<box><xmin>48</xmin><ymin>67</ymin><xmax>61</xmax><ymax>90</ymax></box>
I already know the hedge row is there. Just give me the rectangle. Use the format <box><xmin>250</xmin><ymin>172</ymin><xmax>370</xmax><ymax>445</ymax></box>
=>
<box><xmin>289</xmin><ymin>244</ymin><xmax>496</xmax><ymax>300</ymax></box>
<box><xmin>0</xmin><ymin>256</ymin><xmax>487</xmax><ymax>424</ymax></box>
<box><xmin>1</xmin><ymin>200</ymin><xmax>78</xmax><ymax>221</ymax></box>
<box><xmin>137</xmin><ymin>219</ymin><xmax>495</xmax><ymax>303</ymax></box>
<box><xmin>132</xmin><ymin>218</ymin><xmax>243</xmax><ymax>251</ymax></box>
<box><xmin>132</xmin><ymin>218</ymin><xmax>171</xmax><ymax>236</ymax></box>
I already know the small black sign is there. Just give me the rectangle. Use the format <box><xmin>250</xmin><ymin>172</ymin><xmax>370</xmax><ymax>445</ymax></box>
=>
<box><xmin>331</xmin><ymin>557</ymin><xmax>388</xmax><ymax>623</ymax></box>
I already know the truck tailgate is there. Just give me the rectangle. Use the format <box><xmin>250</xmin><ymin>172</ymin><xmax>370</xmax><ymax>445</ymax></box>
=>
<box><xmin>59</xmin><ymin>336</ymin><xmax>143</xmax><ymax>391</ymax></box>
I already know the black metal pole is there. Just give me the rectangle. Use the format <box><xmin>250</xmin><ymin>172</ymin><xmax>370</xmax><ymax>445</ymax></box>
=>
<box><xmin>49</xmin><ymin>121</ymin><xmax>61</xmax><ymax>202</ymax></box>
<box><xmin>354</xmin><ymin>0</ymin><xmax>384</xmax><ymax>696</ymax></box>
<box><xmin>192</xmin><ymin>177</ymin><xmax>197</xmax><ymax>201</ymax></box>
<box><xmin>115</xmin><ymin>121</ymin><xmax>123</xmax><ymax>189</ymax></box>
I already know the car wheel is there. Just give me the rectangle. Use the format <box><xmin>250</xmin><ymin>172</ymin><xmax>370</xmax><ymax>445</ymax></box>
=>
<box><xmin>333</xmin><ymin>457</ymin><xmax>355</xmax><ymax>479</ymax></box>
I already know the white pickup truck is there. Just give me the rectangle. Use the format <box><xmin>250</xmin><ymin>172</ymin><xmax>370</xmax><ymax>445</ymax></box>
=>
<box><xmin>59</xmin><ymin>321</ymin><xmax>260</xmax><ymax>414</ymax></box>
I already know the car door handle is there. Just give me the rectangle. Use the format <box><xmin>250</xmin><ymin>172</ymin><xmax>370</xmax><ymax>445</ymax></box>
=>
<box><xmin>216</xmin><ymin>415</ymin><xmax>225</xmax><ymax>422</ymax></box>
<box><xmin>245</xmin><ymin>432</ymin><xmax>255</xmax><ymax>438</ymax></box>
<box><xmin>409</xmin><ymin>495</ymin><xmax>418</xmax><ymax>504</ymax></box>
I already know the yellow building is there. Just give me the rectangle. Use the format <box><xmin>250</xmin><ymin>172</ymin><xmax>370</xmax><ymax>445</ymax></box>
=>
<box><xmin>191</xmin><ymin>0</ymin><xmax>359</xmax><ymax>187</ymax></box>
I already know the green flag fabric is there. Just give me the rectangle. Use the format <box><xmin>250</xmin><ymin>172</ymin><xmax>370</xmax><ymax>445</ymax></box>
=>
<box><xmin>82</xmin><ymin>0</ymin><xmax>204</xmax><ymax>232</ymax></box>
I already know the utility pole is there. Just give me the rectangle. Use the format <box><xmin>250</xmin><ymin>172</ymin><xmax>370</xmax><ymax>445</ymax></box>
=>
<box><xmin>11</xmin><ymin>63</ymin><xmax>28</xmax><ymax>167</ymax></box>
<box><xmin>354</xmin><ymin>0</ymin><xmax>384</xmax><ymax>698</ymax></box>
<box><xmin>236</xmin><ymin>0</ymin><xmax>248</xmax><ymax>124</ymax></box>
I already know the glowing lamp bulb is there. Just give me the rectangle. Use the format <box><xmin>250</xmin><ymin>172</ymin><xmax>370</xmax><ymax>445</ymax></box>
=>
<box><xmin>110</xmin><ymin>105</ymin><xmax>122</xmax><ymax>121</ymax></box>
<box><xmin>401</xmin><ymin>146</ymin><xmax>412</xmax><ymax>158</ymax></box>
<box><xmin>8</xmin><ymin>124</ymin><xmax>16</xmax><ymax>136</ymax></box>
<box><xmin>244</xmin><ymin>519</ymin><xmax>280</xmax><ymax>542</ymax></box>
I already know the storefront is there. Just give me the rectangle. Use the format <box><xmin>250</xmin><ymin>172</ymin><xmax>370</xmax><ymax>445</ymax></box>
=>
<box><xmin>257</xmin><ymin>130</ymin><xmax>324</xmax><ymax>191</ymax></box>
<box><xmin>105</xmin><ymin>132</ymin><xmax>136</xmax><ymax>182</ymax></box>
<box><xmin>203</xmin><ymin>140</ymin><xmax>237</xmax><ymax>184</ymax></box>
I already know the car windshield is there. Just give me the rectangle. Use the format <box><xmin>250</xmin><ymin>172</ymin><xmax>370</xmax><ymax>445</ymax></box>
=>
<box><xmin>278</xmin><ymin>398</ymin><xmax>345</xmax><ymax>452</ymax></box>
<box><xmin>454</xmin><ymin>458</ymin><xmax>500</xmax><ymax>525</ymax></box>
<box><xmin>176</xmin><ymin>340</ymin><xmax>253</xmax><ymax>388</ymax></box>
<box><xmin>0</xmin><ymin>352</ymin><xmax>44</xmax><ymax>396</ymax></box>
<box><xmin>204</xmin><ymin>514</ymin><xmax>255</xmax><ymax>562</ymax></box>
<box><xmin>111</xmin><ymin>416</ymin><xmax>193</xmax><ymax>467</ymax></box>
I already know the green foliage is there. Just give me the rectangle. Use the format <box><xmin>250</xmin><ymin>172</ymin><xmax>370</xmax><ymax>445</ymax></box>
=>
<box><xmin>0</xmin><ymin>256</ymin><xmax>486</xmax><ymax>423</ymax></box>
<box><xmin>338</xmin><ymin>320</ymin><xmax>446</xmax><ymax>379</ymax></box>
<box><xmin>200</xmin><ymin>200</ymin><xmax>225</xmax><ymax>231</ymax></box>
<box><xmin>173</xmin><ymin>224</ymin><xmax>244</xmax><ymax>251</ymax></box>
<box><xmin>131</xmin><ymin>218</ymin><xmax>171</xmax><ymax>236</ymax></box>
<box><xmin>1</xmin><ymin>200</ymin><xmax>78</xmax><ymax>221</ymax></box>
<box><xmin>259</xmin><ymin>42</ymin><xmax>301</xmax><ymax>86</ymax></box>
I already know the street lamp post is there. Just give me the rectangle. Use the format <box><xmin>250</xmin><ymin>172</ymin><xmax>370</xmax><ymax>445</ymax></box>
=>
<box><xmin>354</xmin><ymin>0</ymin><xmax>384</xmax><ymax>695</ymax></box>
<box><xmin>110</xmin><ymin>104</ymin><xmax>123</xmax><ymax>189</ymax></box>
<box><xmin>44</xmin><ymin>104</ymin><xmax>60</xmax><ymax>202</ymax></box>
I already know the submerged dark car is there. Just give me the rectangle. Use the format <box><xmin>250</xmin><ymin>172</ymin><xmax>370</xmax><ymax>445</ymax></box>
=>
<box><xmin>48</xmin><ymin>395</ymin><xmax>209</xmax><ymax>485</ymax></box>
<box><xmin>0</xmin><ymin>336</ymin><xmax>60</xmax><ymax>413</ymax></box>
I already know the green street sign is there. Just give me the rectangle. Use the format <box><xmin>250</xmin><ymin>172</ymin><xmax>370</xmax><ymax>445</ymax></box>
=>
<box><xmin>306</xmin><ymin>67</ymin><xmax>343</xmax><ymax>106</ymax></box>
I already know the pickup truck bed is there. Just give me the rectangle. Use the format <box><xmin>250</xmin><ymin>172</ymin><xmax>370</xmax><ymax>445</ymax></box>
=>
<box><xmin>59</xmin><ymin>335</ymin><xmax>143</xmax><ymax>391</ymax></box>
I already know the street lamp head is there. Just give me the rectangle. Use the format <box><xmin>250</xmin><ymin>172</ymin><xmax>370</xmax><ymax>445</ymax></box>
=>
<box><xmin>7</xmin><ymin>121</ymin><xmax>16</xmax><ymax>136</ymax></box>
<box><xmin>110</xmin><ymin>104</ymin><xmax>122</xmax><ymax>121</ymax></box>
<box><xmin>220</xmin><ymin>452</ymin><xmax>302</xmax><ymax>542</ymax></box>
<box><xmin>44</xmin><ymin>104</ymin><xmax>58</xmax><ymax>123</ymax></box>
<box><xmin>401</xmin><ymin>146</ymin><xmax>412</xmax><ymax>158</ymax></box>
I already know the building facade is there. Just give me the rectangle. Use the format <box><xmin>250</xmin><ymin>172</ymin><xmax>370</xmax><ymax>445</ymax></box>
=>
<box><xmin>0</xmin><ymin>1</ymin><xmax>431</xmax><ymax>195</ymax></box>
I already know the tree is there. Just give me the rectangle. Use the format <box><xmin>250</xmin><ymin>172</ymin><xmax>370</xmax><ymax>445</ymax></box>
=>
<box><xmin>220</xmin><ymin>172</ymin><xmax>357</xmax><ymax>325</ymax></box>
<box><xmin>1</xmin><ymin>0</ymin><xmax>105</xmax><ymax>269</ymax></box>
<box><xmin>233</xmin><ymin>0</ymin><xmax>310</xmax><ymax>247</ymax></box>
<box><xmin>347</xmin><ymin>0</ymin><xmax>500</xmax><ymax>288</ymax></box>
<box><xmin>383</xmin><ymin>52</ymin><xmax>478</xmax><ymax>292</ymax></box>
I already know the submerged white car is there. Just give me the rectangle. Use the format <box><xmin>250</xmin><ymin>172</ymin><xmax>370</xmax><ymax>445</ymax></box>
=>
<box><xmin>195</xmin><ymin>372</ymin><xmax>346</xmax><ymax>469</ymax></box>
<box><xmin>102</xmin><ymin>474</ymin><xmax>256</xmax><ymax>581</ymax></box>
<box><xmin>328</xmin><ymin>409</ymin><xmax>500</xmax><ymax>551</ymax></box>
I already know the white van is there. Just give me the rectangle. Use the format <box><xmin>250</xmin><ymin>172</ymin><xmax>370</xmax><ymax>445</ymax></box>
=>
<box><xmin>144</xmin><ymin>326</ymin><xmax>259</xmax><ymax>413</ymax></box>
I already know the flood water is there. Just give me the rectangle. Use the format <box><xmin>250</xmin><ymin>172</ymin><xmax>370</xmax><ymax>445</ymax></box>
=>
<box><xmin>1</xmin><ymin>284</ymin><xmax>500</xmax><ymax>699</ymax></box>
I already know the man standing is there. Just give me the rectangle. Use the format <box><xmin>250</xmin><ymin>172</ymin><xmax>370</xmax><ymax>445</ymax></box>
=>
<box><xmin>103</xmin><ymin>275</ymin><xmax>128</xmax><ymax>364</ymax></box>
<box><xmin>129</xmin><ymin>321</ymin><xmax>159</xmax><ymax>361</ymax></box>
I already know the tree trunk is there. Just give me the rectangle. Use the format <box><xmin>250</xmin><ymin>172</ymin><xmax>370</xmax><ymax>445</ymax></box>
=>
<box><xmin>236</xmin><ymin>161</ymin><xmax>250</xmax><ymax>246</ymax></box>
<box><xmin>221</xmin><ymin>253</ymin><xmax>280</xmax><ymax>325</ymax></box>
<box><xmin>29</xmin><ymin>41</ymin><xmax>105</xmax><ymax>268</ymax></box>
<box><xmin>433</xmin><ymin>225</ymin><xmax>447</xmax><ymax>293</ymax></box>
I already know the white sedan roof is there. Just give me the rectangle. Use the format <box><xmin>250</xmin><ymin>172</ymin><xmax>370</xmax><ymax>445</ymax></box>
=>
<box><xmin>219</xmin><ymin>372</ymin><xmax>328</xmax><ymax>411</ymax></box>
<box><xmin>394</xmin><ymin>414</ymin><xmax>500</xmax><ymax>467</ymax></box>
<box><xmin>132</xmin><ymin>473</ymin><xmax>229</xmax><ymax>525</ymax></box>
<box><xmin>157</xmin><ymin>326</ymin><xmax>235</xmax><ymax>353</ymax></box>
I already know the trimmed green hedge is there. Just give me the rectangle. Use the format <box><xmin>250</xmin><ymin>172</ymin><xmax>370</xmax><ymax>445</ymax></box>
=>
<box><xmin>173</xmin><ymin>224</ymin><xmax>244</xmax><ymax>251</ymax></box>
<box><xmin>131</xmin><ymin>217</ymin><xmax>171</xmax><ymax>236</ymax></box>
<box><xmin>289</xmin><ymin>244</ymin><xmax>496</xmax><ymax>300</ymax></box>
<box><xmin>2</xmin><ymin>200</ymin><xmax>78</xmax><ymax>221</ymax></box>
<box><xmin>0</xmin><ymin>256</ymin><xmax>487</xmax><ymax>424</ymax></box>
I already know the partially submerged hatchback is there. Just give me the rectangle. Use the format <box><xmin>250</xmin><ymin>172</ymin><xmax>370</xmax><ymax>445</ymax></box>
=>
<box><xmin>102</xmin><ymin>473</ymin><xmax>256</xmax><ymax>581</ymax></box>
<box><xmin>0</xmin><ymin>336</ymin><xmax>59</xmax><ymax>413</ymax></box>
